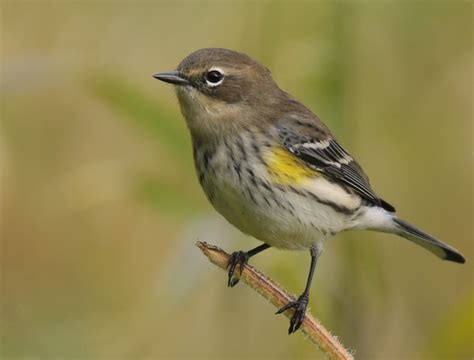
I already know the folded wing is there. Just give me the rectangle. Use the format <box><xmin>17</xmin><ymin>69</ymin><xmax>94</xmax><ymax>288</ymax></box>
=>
<box><xmin>276</xmin><ymin>115</ymin><xmax>395</xmax><ymax>212</ymax></box>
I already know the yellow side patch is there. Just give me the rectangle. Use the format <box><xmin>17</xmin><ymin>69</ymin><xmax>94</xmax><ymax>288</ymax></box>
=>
<box><xmin>266</xmin><ymin>146</ymin><xmax>320</xmax><ymax>185</ymax></box>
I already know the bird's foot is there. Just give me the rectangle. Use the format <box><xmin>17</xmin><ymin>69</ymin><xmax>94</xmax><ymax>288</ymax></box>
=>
<box><xmin>275</xmin><ymin>293</ymin><xmax>309</xmax><ymax>334</ymax></box>
<box><xmin>227</xmin><ymin>251</ymin><xmax>249</xmax><ymax>287</ymax></box>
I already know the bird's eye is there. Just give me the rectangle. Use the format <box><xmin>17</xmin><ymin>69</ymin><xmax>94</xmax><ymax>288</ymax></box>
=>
<box><xmin>205</xmin><ymin>70</ymin><xmax>224</xmax><ymax>86</ymax></box>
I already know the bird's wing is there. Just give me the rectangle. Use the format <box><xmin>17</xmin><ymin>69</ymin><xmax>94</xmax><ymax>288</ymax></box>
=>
<box><xmin>276</xmin><ymin>114</ymin><xmax>395</xmax><ymax>212</ymax></box>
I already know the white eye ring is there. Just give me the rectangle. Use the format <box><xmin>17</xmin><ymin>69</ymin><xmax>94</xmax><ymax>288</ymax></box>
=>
<box><xmin>205</xmin><ymin>67</ymin><xmax>225</xmax><ymax>87</ymax></box>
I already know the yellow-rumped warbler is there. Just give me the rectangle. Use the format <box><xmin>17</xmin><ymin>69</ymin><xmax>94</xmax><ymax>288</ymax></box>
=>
<box><xmin>154</xmin><ymin>48</ymin><xmax>465</xmax><ymax>334</ymax></box>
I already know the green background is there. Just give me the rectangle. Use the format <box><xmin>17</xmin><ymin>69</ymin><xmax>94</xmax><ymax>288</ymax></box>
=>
<box><xmin>1</xmin><ymin>1</ymin><xmax>472</xmax><ymax>359</ymax></box>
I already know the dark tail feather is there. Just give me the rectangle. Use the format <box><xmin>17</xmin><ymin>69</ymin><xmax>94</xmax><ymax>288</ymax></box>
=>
<box><xmin>393</xmin><ymin>218</ymin><xmax>465</xmax><ymax>264</ymax></box>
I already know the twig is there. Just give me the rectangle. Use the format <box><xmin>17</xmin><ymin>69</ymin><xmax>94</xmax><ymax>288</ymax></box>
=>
<box><xmin>196</xmin><ymin>241</ymin><xmax>354</xmax><ymax>360</ymax></box>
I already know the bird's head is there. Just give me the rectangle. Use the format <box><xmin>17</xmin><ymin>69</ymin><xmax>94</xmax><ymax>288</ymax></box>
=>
<box><xmin>154</xmin><ymin>48</ymin><xmax>283</xmax><ymax>138</ymax></box>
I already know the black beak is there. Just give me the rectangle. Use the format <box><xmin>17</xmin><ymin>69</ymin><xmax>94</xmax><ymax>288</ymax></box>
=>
<box><xmin>153</xmin><ymin>71</ymin><xmax>189</xmax><ymax>86</ymax></box>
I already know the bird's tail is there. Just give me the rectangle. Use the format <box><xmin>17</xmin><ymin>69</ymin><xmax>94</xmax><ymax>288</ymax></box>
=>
<box><xmin>392</xmin><ymin>217</ymin><xmax>465</xmax><ymax>264</ymax></box>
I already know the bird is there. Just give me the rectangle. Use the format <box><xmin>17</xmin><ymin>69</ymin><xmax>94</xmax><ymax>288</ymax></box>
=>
<box><xmin>153</xmin><ymin>48</ymin><xmax>465</xmax><ymax>334</ymax></box>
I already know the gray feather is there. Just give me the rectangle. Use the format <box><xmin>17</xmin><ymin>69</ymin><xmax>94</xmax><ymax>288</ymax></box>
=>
<box><xmin>276</xmin><ymin>116</ymin><xmax>395</xmax><ymax>211</ymax></box>
<box><xmin>393</xmin><ymin>218</ymin><xmax>465</xmax><ymax>263</ymax></box>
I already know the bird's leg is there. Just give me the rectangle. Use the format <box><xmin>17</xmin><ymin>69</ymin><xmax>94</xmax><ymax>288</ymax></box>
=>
<box><xmin>276</xmin><ymin>243</ymin><xmax>322</xmax><ymax>334</ymax></box>
<box><xmin>228</xmin><ymin>243</ymin><xmax>271</xmax><ymax>287</ymax></box>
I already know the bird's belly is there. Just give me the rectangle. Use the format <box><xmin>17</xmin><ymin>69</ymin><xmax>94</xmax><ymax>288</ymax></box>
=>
<box><xmin>202</xmin><ymin>170</ymin><xmax>346</xmax><ymax>250</ymax></box>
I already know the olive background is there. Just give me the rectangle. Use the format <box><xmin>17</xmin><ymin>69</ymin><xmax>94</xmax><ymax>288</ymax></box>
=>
<box><xmin>1</xmin><ymin>1</ymin><xmax>472</xmax><ymax>359</ymax></box>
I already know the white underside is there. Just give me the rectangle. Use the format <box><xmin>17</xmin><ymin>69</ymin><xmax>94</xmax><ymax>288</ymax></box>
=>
<box><xmin>210</xmin><ymin>179</ymin><xmax>335</xmax><ymax>249</ymax></box>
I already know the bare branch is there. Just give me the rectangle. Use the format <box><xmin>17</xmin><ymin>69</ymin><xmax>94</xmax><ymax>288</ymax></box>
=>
<box><xmin>196</xmin><ymin>241</ymin><xmax>354</xmax><ymax>360</ymax></box>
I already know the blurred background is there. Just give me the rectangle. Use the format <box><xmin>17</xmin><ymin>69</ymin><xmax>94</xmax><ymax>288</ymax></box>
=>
<box><xmin>1</xmin><ymin>1</ymin><xmax>472</xmax><ymax>359</ymax></box>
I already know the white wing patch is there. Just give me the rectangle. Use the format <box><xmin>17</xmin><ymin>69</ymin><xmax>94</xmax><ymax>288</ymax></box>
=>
<box><xmin>299</xmin><ymin>139</ymin><xmax>331</xmax><ymax>150</ymax></box>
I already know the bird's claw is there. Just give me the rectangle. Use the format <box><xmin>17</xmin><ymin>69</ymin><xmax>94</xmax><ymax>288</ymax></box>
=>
<box><xmin>275</xmin><ymin>294</ymin><xmax>309</xmax><ymax>334</ymax></box>
<box><xmin>227</xmin><ymin>251</ymin><xmax>249</xmax><ymax>287</ymax></box>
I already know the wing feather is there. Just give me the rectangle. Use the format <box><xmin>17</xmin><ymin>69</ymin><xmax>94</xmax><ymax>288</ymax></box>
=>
<box><xmin>276</xmin><ymin>115</ymin><xmax>395</xmax><ymax>212</ymax></box>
